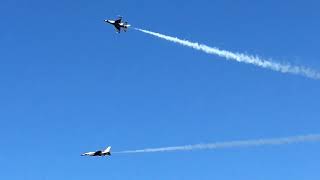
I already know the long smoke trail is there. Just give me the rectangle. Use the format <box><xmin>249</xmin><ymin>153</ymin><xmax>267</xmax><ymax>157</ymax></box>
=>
<box><xmin>134</xmin><ymin>28</ymin><xmax>320</xmax><ymax>80</ymax></box>
<box><xmin>115</xmin><ymin>134</ymin><xmax>320</xmax><ymax>154</ymax></box>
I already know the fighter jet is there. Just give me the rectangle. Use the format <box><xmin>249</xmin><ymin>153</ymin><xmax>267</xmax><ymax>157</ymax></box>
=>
<box><xmin>104</xmin><ymin>16</ymin><xmax>131</xmax><ymax>33</ymax></box>
<box><xmin>81</xmin><ymin>146</ymin><xmax>111</xmax><ymax>157</ymax></box>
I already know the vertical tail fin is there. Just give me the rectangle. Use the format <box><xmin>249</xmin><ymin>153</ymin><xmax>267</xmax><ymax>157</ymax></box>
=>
<box><xmin>103</xmin><ymin>146</ymin><xmax>111</xmax><ymax>155</ymax></box>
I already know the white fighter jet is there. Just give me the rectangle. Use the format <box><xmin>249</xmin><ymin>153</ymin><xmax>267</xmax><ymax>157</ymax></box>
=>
<box><xmin>81</xmin><ymin>146</ymin><xmax>111</xmax><ymax>157</ymax></box>
<box><xmin>104</xmin><ymin>16</ymin><xmax>131</xmax><ymax>33</ymax></box>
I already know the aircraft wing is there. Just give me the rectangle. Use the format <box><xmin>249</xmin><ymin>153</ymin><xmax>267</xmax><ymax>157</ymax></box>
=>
<box><xmin>115</xmin><ymin>18</ymin><xmax>122</xmax><ymax>24</ymax></box>
<box><xmin>114</xmin><ymin>26</ymin><xmax>121</xmax><ymax>33</ymax></box>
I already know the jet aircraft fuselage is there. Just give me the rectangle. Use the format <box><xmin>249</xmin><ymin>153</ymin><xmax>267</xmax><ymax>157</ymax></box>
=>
<box><xmin>81</xmin><ymin>146</ymin><xmax>111</xmax><ymax>157</ymax></box>
<box><xmin>105</xmin><ymin>17</ymin><xmax>130</xmax><ymax>33</ymax></box>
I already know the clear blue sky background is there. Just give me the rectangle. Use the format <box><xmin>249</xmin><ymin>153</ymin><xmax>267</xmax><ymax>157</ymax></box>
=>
<box><xmin>1</xmin><ymin>0</ymin><xmax>320</xmax><ymax>179</ymax></box>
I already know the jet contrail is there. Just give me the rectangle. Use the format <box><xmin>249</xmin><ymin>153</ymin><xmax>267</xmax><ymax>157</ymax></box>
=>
<box><xmin>115</xmin><ymin>134</ymin><xmax>320</xmax><ymax>154</ymax></box>
<box><xmin>134</xmin><ymin>28</ymin><xmax>320</xmax><ymax>80</ymax></box>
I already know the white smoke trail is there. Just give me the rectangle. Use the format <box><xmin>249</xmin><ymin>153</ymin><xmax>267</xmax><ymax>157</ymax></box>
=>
<box><xmin>115</xmin><ymin>134</ymin><xmax>320</xmax><ymax>154</ymax></box>
<box><xmin>134</xmin><ymin>28</ymin><xmax>320</xmax><ymax>80</ymax></box>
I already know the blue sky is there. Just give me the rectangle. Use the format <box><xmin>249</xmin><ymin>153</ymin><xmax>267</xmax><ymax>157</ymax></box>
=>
<box><xmin>1</xmin><ymin>0</ymin><xmax>320</xmax><ymax>179</ymax></box>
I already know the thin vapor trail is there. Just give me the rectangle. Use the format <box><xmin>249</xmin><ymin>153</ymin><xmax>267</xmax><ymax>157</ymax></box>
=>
<box><xmin>115</xmin><ymin>134</ymin><xmax>320</xmax><ymax>154</ymax></box>
<box><xmin>134</xmin><ymin>28</ymin><xmax>320</xmax><ymax>80</ymax></box>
